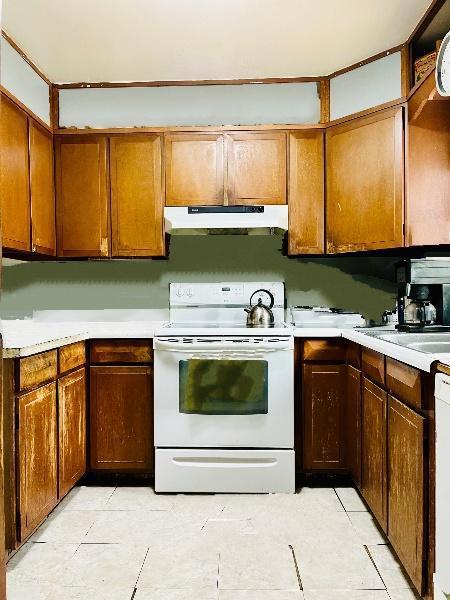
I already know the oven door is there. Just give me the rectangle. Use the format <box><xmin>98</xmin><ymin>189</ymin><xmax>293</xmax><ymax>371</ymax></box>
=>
<box><xmin>154</xmin><ymin>338</ymin><xmax>294</xmax><ymax>449</ymax></box>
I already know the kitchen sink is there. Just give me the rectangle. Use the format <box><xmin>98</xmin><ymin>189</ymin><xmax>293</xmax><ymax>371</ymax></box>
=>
<box><xmin>375</xmin><ymin>333</ymin><xmax>450</xmax><ymax>354</ymax></box>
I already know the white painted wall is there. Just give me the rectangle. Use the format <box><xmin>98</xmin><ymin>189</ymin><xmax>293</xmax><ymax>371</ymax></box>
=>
<box><xmin>330</xmin><ymin>52</ymin><xmax>402</xmax><ymax>121</ymax></box>
<box><xmin>59</xmin><ymin>82</ymin><xmax>320</xmax><ymax>128</ymax></box>
<box><xmin>0</xmin><ymin>36</ymin><xmax>51</xmax><ymax>124</ymax></box>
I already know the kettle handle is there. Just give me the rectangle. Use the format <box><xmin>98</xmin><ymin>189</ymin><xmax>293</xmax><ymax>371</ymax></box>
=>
<box><xmin>249</xmin><ymin>289</ymin><xmax>275</xmax><ymax>309</ymax></box>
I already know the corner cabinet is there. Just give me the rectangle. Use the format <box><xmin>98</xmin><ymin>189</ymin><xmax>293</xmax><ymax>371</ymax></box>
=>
<box><xmin>288</xmin><ymin>130</ymin><xmax>325</xmax><ymax>254</ymax></box>
<box><xmin>55</xmin><ymin>135</ymin><xmax>109</xmax><ymax>257</ymax></box>
<box><xmin>110</xmin><ymin>135</ymin><xmax>165</xmax><ymax>257</ymax></box>
<box><xmin>326</xmin><ymin>106</ymin><xmax>404</xmax><ymax>253</ymax></box>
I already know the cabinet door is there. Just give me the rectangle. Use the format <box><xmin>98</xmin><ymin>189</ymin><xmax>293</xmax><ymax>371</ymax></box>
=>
<box><xmin>388</xmin><ymin>395</ymin><xmax>425</xmax><ymax>593</ymax></box>
<box><xmin>110</xmin><ymin>135</ymin><xmax>164</xmax><ymax>257</ymax></box>
<box><xmin>327</xmin><ymin>107</ymin><xmax>404</xmax><ymax>253</ymax></box>
<box><xmin>29</xmin><ymin>121</ymin><xmax>56</xmax><ymax>255</ymax></box>
<box><xmin>346</xmin><ymin>365</ymin><xmax>362</xmax><ymax>488</ymax></box>
<box><xmin>303</xmin><ymin>363</ymin><xmax>346</xmax><ymax>470</ymax></box>
<box><xmin>288</xmin><ymin>131</ymin><xmax>324</xmax><ymax>254</ymax></box>
<box><xmin>55</xmin><ymin>135</ymin><xmax>109</xmax><ymax>257</ymax></box>
<box><xmin>90</xmin><ymin>366</ymin><xmax>153</xmax><ymax>471</ymax></box>
<box><xmin>226</xmin><ymin>132</ymin><xmax>286</xmax><ymax>205</ymax></box>
<box><xmin>165</xmin><ymin>133</ymin><xmax>224</xmax><ymax>206</ymax></box>
<box><xmin>58</xmin><ymin>368</ymin><xmax>87</xmax><ymax>498</ymax></box>
<box><xmin>17</xmin><ymin>382</ymin><xmax>58</xmax><ymax>541</ymax></box>
<box><xmin>0</xmin><ymin>96</ymin><xmax>30</xmax><ymax>251</ymax></box>
<box><xmin>362</xmin><ymin>377</ymin><xmax>387</xmax><ymax>531</ymax></box>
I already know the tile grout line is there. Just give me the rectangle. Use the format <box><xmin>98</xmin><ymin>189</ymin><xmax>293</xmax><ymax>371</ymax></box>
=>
<box><xmin>289</xmin><ymin>544</ymin><xmax>303</xmax><ymax>591</ymax></box>
<box><xmin>217</xmin><ymin>550</ymin><xmax>221</xmax><ymax>591</ymax></box>
<box><xmin>134</xmin><ymin>546</ymin><xmax>150</xmax><ymax>590</ymax></box>
<box><xmin>363</xmin><ymin>544</ymin><xmax>388</xmax><ymax>591</ymax></box>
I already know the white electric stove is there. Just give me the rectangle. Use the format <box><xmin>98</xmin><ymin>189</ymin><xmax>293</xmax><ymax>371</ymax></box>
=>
<box><xmin>153</xmin><ymin>282</ymin><xmax>295</xmax><ymax>493</ymax></box>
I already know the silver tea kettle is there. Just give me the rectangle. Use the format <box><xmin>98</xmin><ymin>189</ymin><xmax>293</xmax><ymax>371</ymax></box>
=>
<box><xmin>245</xmin><ymin>289</ymin><xmax>275</xmax><ymax>327</ymax></box>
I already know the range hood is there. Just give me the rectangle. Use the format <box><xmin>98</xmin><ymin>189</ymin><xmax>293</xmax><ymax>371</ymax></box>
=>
<box><xmin>164</xmin><ymin>205</ymin><xmax>288</xmax><ymax>235</ymax></box>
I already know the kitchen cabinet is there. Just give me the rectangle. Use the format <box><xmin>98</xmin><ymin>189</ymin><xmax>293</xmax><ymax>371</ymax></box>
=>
<box><xmin>58</xmin><ymin>368</ymin><xmax>87</xmax><ymax>498</ymax></box>
<box><xmin>406</xmin><ymin>70</ymin><xmax>450</xmax><ymax>246</ymax></box>
<box><xmin>110</xmin><ymin>135</ymin><xmax>164</xmax><ymax>257</ymax></box>
<box><xmin>0</xmin><ymin>95</ymin><xmax>31</xmax><ymax>252</ymax></box>
<box><xmin>165</xmin><ymin>133</ymin><xmax>224</xmax><ymax>206</ymax></box>
<box><xmin>362</xmin><ymin>377</ymin><xmax>387</xmax><ymax>531</ymax></box>
<box><xmin>90</xmin><ymin>365</ymin><xmax>153</xmax><ymax>471</ymax></box>
<box><xmin>226</xmin><ymin>132</ymin><xmax>287</xmax><ymax>205</ymax></box>
<box><xmin>346</xmin><ymin>364</ymin><xmax>362</xmax><ymax>488</ymax></box>
<box><xmin>326</xmin><ymin>106</ymin><xmax>404</xmax><ymax>253</ymax></box>
<box><xmin>17</xmin><ymin>381</ymin><xmax>58</xmax><ymax>542</ymax></box>
<box><xmin>388</xmin><ymin>395</ymin><xmax>426</xmax><ymax>594</ymax></box>
<box><xmin>55</xmin><ymin>135</ymin><xmax>109</xmax><ymax>257</ymax></box>
<box><xmin>302</xmin><ymin>363</ymin><xmax>346</xmax><ymax>470</ymax></box>
<box><xmin>288</xmin><ymin>130</ymin><xmax>325</xmax><ymax>254</ymax></box>
<box><xmin>29</xmin><ymin>121</ymin><xmax>56</xmax><ymax>255</ymax></box>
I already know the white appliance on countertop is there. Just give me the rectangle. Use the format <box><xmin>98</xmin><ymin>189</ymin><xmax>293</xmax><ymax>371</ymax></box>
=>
<box><xmin>290</xmin><ymin>306</ymin><xmax>366</xmax><ymax>328</ymax></box>
<box><xmin>435</xmin><ymin>371</ymin><xmax>450</xmax><ymax>600</ymax></box>
<box><xmin>154</xmin><ymin>282</ymin><xmax>295</xmax><ymax>493</ymax></box>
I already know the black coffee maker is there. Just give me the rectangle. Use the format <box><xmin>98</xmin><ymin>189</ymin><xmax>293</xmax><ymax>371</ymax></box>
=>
<box><xmin>396</xmin><ymin>258</ymin><xmax>450</xmax><ymax>332</ymax></box>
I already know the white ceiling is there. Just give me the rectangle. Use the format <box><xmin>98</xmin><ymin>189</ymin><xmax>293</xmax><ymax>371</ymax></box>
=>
<box><xmin>3</xmin><ymin>0</ymin><xmax>432</xmax><ymax>83</ymax></box>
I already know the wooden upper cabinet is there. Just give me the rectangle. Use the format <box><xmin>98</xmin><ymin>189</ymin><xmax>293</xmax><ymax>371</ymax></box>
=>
<box><xmin>17</xmin><ymin>381</ymin><xmax>58</xmax><ymax>541</ymax></box>
<box><xmin>58</xmin><ymin>368</ymin><xmax>87</xmax><ymax>498</ymax></box>
<box><xmin>55</xmin><ymin>135</ymin><xmax>109</xmax><ymax>257</ymax></box>
<box><xmin>326</xmin><ymin>107</ymin><xmax>404</xmax><ymax>253</ymax></box>
<box><xmin>29</xmin><ymin>121</ymin><xmax>56</xmax><ymax>255</ymax></box>
<box><xmin>387</xmin><ymin>395</ymin><xmax>425</xmax><ymax>594</ymax></box>
<box><xmin>302</xmin><ymin>363</ymin><xmax>346</xmax><ymax>470</ymax></box>
<box><xmin>110</xmin><ymin>135</ymin><xmax>164</xmax><ymax>257</ymax></box>
<box><xmin>406</xmin><ymin>71</ymin><xmax>450</xmax><ymax>246</ymax></box>
<box><xmin>165</xmin><ymin>133</ymin><xmax>224</xmax><ymax>206</ymax></box>
<box><xmin>362</xmin><ymin>377</ymin><xmax>387</xmax><ymax>532</ymax></box>
<box><xmin>288</xmin><ymin>130</ymin><xmax>324</xmax><ymax>254</ymax></box>
<box><xmin>0</xmin><ymin>96</ymin><xmax>30</xmax><ymax>251</ymax></box>
<box><xmin>226</xmin><ymin>132</ymin><xmax>287</xmax><ymax>205</ymax></box>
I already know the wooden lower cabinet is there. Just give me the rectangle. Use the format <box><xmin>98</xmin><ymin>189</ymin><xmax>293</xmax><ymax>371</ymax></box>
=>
<box><xmin>388</xmin><ymin>395</ymin><xmax>426</xmax><ymax>594</ymax></box>
<box><xmin>90</xmin><ymin>366</ymin><xmax>153</xmax><ymax>471</ymax></box>
<box><xmin>346</xmin><ymin>365</ymin><xmax>362</xmax><ymax>488</ymax></box>
<box><xmin>303</xmin><ymin>363</ymin><xmax>346</xmax><ymax>470</ymax></box>
<box><xmin>58</xmin><ymin>368</ymin><xmax>87</xmax><ymax>498</ymax></box>
<box><xmin>362</xmin><ymin>377</ymin><xmax>387</xmax><ymax>532</ymax></box>
<box><xmin>17</xmin><ymin>382</ymin><xmax>58</xmax><ymax>542</ymax></box>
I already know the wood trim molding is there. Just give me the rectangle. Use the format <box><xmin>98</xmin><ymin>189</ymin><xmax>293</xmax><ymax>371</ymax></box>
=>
<box><xmin>55</xmin><ymin>123</ymin><xmax>326</xmax><ymax>135</ymax></box>
<box><xmin>50</xmin><ymin>85</ymin><xmax>60</xmax><ymax>131</ymax></box>
<box><xmin>1</xmin><ymin>30</ymin><xmax>52</xmax><ymax>86</ymax></box>
<box><xmin>54</xmin><ymin>75</ymin><xmax>325</xmax><ymax>90</ymax></box>
<box><xmin>401</xmin><ymin>46</ymin><xmax>410</xmax><ymax>97</ymax></box>
<box><xmin>319</xmin><ymin>79</ymin><xmax>330</xmax><ymax>123</ymax></box>
<box><xmin>0</xmin><ymin>86</ymin><xmax>52</xmax><ymax>133</ymax></box>
<box><xmin>326</xmin><ymin>97</ymin><xmax>407</xmax><ymax>128</ymax></box>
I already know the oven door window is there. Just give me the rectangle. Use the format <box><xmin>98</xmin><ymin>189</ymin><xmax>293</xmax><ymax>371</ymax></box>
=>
<box><xmin>179</xmin><ymin>359</ymin><xmax>268</xmax><ymax>415</ymax></box>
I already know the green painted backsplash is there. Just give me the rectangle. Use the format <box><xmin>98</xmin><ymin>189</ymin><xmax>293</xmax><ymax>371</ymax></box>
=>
<box><xmin>1</xmin><ymin>236</ymin><xmax>398</xmax><ymax>322</ymax></box>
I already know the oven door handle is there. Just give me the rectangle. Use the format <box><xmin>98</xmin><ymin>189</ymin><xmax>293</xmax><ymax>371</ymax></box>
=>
<box><xmin>155</xmin><ymin>345</ymin><xmax>282</xmax><ymax>357</ymax></box>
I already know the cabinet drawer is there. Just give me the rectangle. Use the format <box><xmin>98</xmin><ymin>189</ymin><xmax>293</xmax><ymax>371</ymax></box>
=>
<box><xmin>59</xmin><ymin>341</ymin><xmax>86</xmax><ymax>375</ymax></box>
<box><xmin>302</xmin><ymin>339</ymin><xmax>346</xmax><ymax>362</ymax></box>
<box><xmin>386</xmin><ymin>357</ymin><xmax>423</xmax><ymax>410</ymax></box>
<box><xmin>90</xmin><ymin>340</ymin><xmax>153</xmax><ymax>364</ymax></box>
<box><xmin>347</xmin><ymin>342</ymin><xmax>361</xmax><ymax>369</ymax></box>
<box><xmin>17</xmin><ymin>350</ymin><xmax>58</xmax><ymax>392</ymax></box>
<box><xmin>362</xmin><ymin>348</ymin><xmax>385</xmax><ymax>386</ymax></box>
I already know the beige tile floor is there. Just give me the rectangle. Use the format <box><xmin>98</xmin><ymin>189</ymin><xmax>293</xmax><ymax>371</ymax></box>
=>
<box><xmin>6</xmin><ymin>486</ymin><xmax>421</xmax><ymax>600</ymax></box>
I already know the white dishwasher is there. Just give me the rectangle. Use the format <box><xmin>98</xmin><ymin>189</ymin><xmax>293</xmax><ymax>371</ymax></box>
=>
<box><xmin>435</xmin><ymin>371</ymin><xmax>450</xmax><ymax>600</ymax></box>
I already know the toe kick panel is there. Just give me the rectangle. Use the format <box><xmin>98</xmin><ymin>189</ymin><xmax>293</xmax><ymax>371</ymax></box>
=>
<box><xmin>155</xmin><ymin>448</ymin><xmax>295</xmax><ymax>493</ymax></box>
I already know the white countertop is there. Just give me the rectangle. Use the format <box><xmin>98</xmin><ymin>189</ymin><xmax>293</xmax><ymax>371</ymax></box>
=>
<box><xmin>2</xmin><ymin>312</ymin><xmax>449</xmax><ymax>372</ymax></box>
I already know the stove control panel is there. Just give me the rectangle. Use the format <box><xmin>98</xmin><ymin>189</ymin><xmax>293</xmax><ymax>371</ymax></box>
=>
<box><xmin>169</xmin><ymin>282</ymin><xmax>285</xmax><ymax>307</ymax></box>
